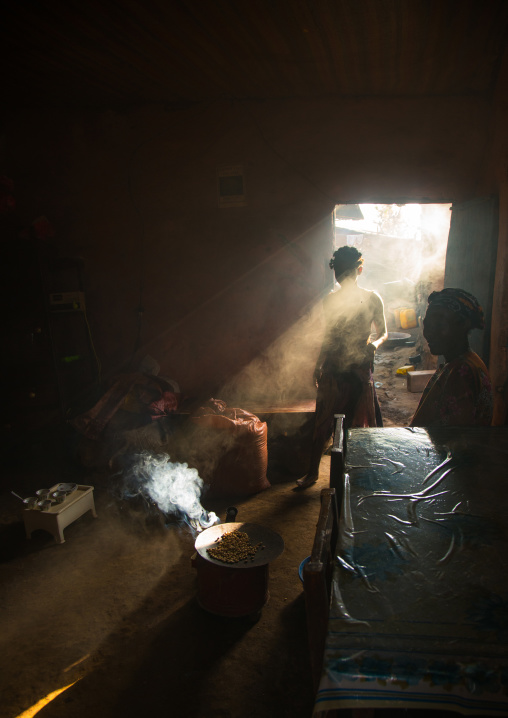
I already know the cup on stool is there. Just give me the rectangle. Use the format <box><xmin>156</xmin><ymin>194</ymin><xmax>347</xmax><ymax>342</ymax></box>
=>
<box><xmin>51</xmin><ymin>491</ymin><xmax>67</xmax><ymax>504</ymax></box>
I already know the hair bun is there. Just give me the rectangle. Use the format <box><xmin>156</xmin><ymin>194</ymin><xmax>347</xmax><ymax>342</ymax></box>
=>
<box><xmin>330</xmin><ymin>245</ymin><xmax>363</xmax><ymax>275</ymax></box>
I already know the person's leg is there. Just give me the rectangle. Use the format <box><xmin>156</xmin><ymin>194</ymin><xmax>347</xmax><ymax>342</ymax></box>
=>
<box><xmin>295</xmin><ymin>372</ymin><xmax>361</xmax><ymax>489</ymax></box>
<box><xmin>295</xmin><ymin>375</ymin><xmax>336</xmax><ymax>489</ymax></box>
<box><xmin>295</xmin><ymin>421</ymin><xmax>333</xmax><ymax>488</ymax></box>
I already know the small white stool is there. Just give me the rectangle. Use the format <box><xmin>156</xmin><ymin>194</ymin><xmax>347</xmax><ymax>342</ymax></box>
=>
<box><xmin>24</xmin><ymin>484</ymin><xmax>97</xmax><ymax>544</ymax></box>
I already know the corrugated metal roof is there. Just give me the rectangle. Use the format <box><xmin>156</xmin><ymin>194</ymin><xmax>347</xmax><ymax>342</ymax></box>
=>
<box><xmin>2</xmin><ymin>0</ymin><xmax>508</xmax><ymax>108</ymax></box>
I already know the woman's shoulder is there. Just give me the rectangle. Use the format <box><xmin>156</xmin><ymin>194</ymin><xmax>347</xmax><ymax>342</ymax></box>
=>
<box><xmin>323</xmin><ymin>287</ymin><xmax>340</xmax><ymax>305</ymax></box>
<box><xmin>463</xmin><ymin>350</ymin><xmax>490</xmax><ymax>373</ymax></box>
<box><xmin>324</xmin><ymin>285</ymin><xmax>383</xmax><ymax>308</ymax></box>
<box><xmin>356</xmin><ymin>285</ymin><xmax>381</xmax><ymax>298</ymax></box>
<box><xmin>360</xmin><ymin>287</ymin><xmax>384</xmax><ymax>307</ymax></box>
<box><xmin>444</xmin><ymin>351</ymin><xmax>492</xmax><ymax>393</ymax></box>
<box><xmin>449</xmin><ymin>351</ymin><xmax>489</xmax><ymax>376</ymax></box>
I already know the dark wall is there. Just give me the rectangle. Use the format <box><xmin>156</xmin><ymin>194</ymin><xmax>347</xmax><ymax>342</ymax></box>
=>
<box><xmin>1</xmin><ymin>94</ymin><xmax>493</xmax><ymax>406</ymax></box>
<box><xmin>477</xmin><ymin>49</ymin><xmax>508</xmax><ymax>422</ymax></box>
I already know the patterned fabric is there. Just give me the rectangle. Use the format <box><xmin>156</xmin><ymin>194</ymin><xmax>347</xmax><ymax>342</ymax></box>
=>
<box><xmin>314</xmin><ymin>365</ymin><xmax>378</xmax><ymax>438</ymax></box>
<box><xmin>427</xmin><ymin>287</ymin><xmax>485</xmax><ymax>329</ymax></box>
<box><xmin>314</xmin><ymin>427</ymin><xmax>508</xmax><ymax>716</ymax></box>
<box><xmin>410</xmin><ymin>350</ymin><xmax>493</xmax><ymax>427</ymax></box>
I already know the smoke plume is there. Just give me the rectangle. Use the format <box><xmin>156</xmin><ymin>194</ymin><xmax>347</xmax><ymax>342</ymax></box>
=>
<box><xmin>122</xmin><ymin>451</ymin><xmax>218</xmax><ymax>531</ymax></box>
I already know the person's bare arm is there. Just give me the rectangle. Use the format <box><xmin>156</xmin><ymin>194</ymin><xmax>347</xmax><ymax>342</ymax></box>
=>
<box><xmin>365</xmin><ymin>292</ymin><xmax>388</xmax><ymax>362</ymax></box>
<box><xmin>370</xmin><ymin>292</ymin><xmax>388</xmax><ymax>349</ymax></box>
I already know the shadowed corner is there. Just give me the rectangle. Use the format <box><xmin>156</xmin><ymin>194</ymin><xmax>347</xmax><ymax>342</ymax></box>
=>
<box><xmin>38</xmin><ymin>596</ymin><xmax>260</xmax><ymax>718</ymax></box>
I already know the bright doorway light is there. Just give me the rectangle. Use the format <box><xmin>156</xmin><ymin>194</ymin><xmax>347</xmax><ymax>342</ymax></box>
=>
<box><xmin>334</xmin><ymin>203</ymin><xmax>452</xmax><ymax>330</ymax></box>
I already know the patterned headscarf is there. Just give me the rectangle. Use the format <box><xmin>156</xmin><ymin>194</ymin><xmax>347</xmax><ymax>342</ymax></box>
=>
<box><xmin>427</xmin><ymin>288</ymin><xmax>485</xmax><ymax>330</ymax></box>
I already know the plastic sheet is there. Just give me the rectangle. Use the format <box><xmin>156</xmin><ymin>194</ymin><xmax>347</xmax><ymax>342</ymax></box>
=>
<box><xmin>315</xmin><ymin>426</ymin><xmax>508</xmax><ymax>715</ymax></box>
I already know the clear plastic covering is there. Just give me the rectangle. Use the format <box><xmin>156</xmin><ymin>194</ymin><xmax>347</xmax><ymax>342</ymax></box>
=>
<box><xmin>315</xmin><ymin>426</ymin><xmax>508</xmax><ymax>715</ymax></box>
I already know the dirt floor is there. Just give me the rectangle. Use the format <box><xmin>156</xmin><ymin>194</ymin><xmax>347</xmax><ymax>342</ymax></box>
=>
<box><xmin>373</xmin><ymin>341</ymin><xmax>424</xmax><ymax>427</ymax></box>
<box><xmin>0</xmin><ymin>345</ymin><xmax>425</xmax><ymax>718</ymax></box>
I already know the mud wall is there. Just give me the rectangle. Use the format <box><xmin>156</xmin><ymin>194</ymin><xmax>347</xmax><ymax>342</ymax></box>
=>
<box><xmin>477</xmin><ymin>49</ymin><xmax>508</xmax><ymax>423</ymax></box>
<box><xmin>1</xmin><ymin>94</ymin><xmax>494</xmax><ymax>406</ymax></box>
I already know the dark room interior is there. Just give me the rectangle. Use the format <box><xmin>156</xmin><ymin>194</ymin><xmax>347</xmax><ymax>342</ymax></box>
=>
<box><xmin>2</xmin><ymin>2</ymin><xmax>508</xmax><ymax>717</ymax></box>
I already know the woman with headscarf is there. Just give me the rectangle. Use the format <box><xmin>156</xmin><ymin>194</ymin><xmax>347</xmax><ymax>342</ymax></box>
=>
<box><xmin>410</xmin><ymin>288</ymin><xmax>493</xmax><ymax>427</ymax></box>
<box><xmin>296</xmin><ymin>245</ymin><xmax>387</xmax><ymax>488</ymax></box>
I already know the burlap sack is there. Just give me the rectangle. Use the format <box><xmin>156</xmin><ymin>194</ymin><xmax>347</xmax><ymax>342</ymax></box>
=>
<box><xmin>191</xmin><ymin>399</ymin><xmax>270</xmax><ymax>497</ymax></box>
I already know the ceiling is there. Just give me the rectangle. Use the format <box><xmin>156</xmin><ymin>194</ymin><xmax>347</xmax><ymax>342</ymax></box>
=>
<box><xmin>2</xmin><ymin>0</ymin><xmax>508</xmax><ymax>109</ymax></box>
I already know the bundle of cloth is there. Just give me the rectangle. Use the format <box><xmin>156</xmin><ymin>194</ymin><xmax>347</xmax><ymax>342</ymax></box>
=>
<box><xmin>71</xmin><ymin>373</ymin><xmax>180</xmax><ymax>440</ymax></box>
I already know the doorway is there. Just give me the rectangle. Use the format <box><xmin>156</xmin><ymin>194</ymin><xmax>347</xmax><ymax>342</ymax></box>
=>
<box><xmin>334</xmin><ymin>203</ymin><xmax>452</xmax><ymax>336</ymax></box>
<box><xmin>334</xmin><ymin>203</ymin><xmax>452</xmax><ymax>426</ymax></box>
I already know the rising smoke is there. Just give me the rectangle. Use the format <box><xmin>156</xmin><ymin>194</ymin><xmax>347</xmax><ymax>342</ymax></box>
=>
<box><xmin>122</xmin><ymin>451</ymin><xmax>218</xmax><ymax>531</ymax></box>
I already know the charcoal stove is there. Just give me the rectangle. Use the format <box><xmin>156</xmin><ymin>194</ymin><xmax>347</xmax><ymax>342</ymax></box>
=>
<box><xmin>193</xmin><ymin>517</ymin><xmax>284</xmax><ymax>617</ymax></box>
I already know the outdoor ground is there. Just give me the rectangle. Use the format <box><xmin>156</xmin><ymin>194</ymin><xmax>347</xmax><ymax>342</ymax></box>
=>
<box><xmin>0</xmin><ymin>344</ymin><xmax>423</xmax><ymax>718</ymax></box>
<box><xmin>374</xmin><ymin>341</ymin><xmax>423</xmax><ymax>427</ymax></box>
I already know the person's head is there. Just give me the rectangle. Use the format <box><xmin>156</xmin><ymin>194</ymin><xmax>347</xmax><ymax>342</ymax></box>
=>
<box><xmin>423</xmin><ymin>288</ymin><xmax>485</xmax><ymax>361</ymax></box>
<box><xmin>329</xmin><ymin>246</ymin><xmax>364</xmax><ymax>284</ymax></box>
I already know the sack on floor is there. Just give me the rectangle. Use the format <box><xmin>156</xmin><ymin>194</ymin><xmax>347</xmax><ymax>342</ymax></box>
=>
<box><xmin>191</xmin><ymin>399</ymin><xmax>270</xmax><ymax>497</ymax></box>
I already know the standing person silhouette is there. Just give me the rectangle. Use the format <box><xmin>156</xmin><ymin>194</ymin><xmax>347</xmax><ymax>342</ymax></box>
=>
<box><xmin>296</xmin><ymin>246</ymin><xmax>387</xmax><ymax>489</ymax></box>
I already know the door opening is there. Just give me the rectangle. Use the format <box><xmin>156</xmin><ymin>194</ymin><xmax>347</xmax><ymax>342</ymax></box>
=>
<box><xmin>333</xmin><ymin>203</ymin><xmax>452</xmax><ymax>426</ymax></box>
<box><xmin>334</xmin><ymin>202</ymin><xmax>451</xmax><ymax>341</ymax></box>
